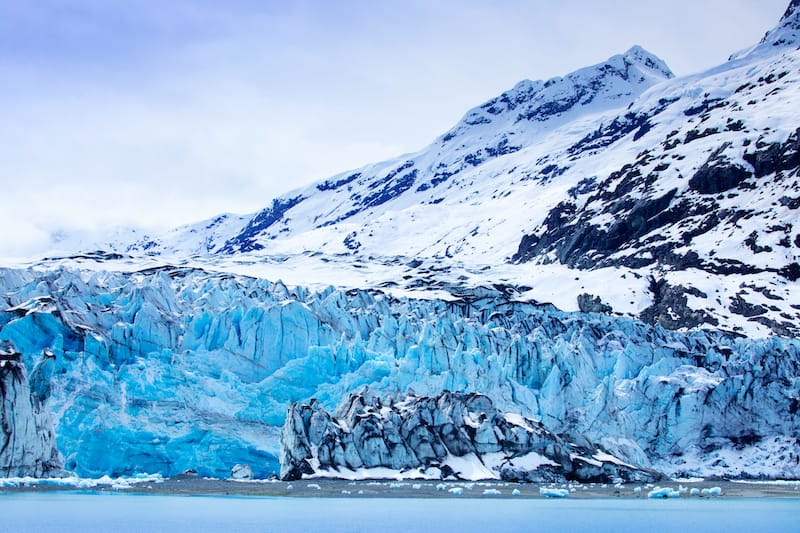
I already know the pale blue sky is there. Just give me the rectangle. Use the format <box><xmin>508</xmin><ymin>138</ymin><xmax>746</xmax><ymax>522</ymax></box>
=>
<box><xmin>0</xmin><ymin>0</ymin><xmax>791</xmax><ymax>256</ymax></box>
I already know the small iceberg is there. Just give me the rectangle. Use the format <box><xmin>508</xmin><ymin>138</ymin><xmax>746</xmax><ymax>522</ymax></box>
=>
<box><xmin>539</xmin><ymin>487</ymin><xmax>569</xmax><ymax>498</ymax></box>
<box><xmin>648</xmin><ymin>487</ymin><xmax>680</xmax><ymax>499</ymax></box>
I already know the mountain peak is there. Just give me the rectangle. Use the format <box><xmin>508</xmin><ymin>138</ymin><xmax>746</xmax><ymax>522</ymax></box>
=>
<box><xmin>445</xmin><ymin>46</ymin><xmax>672</xmax><ymax>140</ymax></box>
<box><xmin>780</xmin><ymin>0</ymin><xmax>800</xmax><ymax>25</ymax></box>
<box><xmin>761</xmin><ymin>0</ymin><xmax>800</xmax><ymax>47</ymax></box>
<box><xmin>621</xmin><ymin>45</ymin><xmax>675</xmax><ymax>80</ymax></box>
<box><xmin>731</xmin><ymin>0</ymin><xmax>800</xmax><ymax>60</ymax></box>
<box><xmin>560</xmin><ymin>45</ymin><xmax>673</xmax><ymax>92</ymax></box>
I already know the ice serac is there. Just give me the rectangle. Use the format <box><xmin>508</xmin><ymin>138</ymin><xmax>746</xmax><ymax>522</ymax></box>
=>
<box><xmin>280</xmin><ymin>391</ymin><xmax>660</xmax><ymax>483</ymax></box>
<box><xmin>0</xmin><ymin>345</ymin><xmax>63</xmax><ymax>477</ymax></box>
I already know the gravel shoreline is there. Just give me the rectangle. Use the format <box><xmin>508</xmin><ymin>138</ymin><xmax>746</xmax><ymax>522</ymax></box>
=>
<box><xmin>2</xmin><ymin>476</ymin><xmax>800</xmax><ymax>499</ymax></box>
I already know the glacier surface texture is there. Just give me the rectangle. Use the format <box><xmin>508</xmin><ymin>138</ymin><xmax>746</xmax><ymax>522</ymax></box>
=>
<box><xmin>1</xmin><ymin>267</ymin><xmax>798</xmax><ymax>479</ymax></box>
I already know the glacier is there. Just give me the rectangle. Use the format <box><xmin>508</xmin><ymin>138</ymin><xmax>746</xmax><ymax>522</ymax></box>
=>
<box><xmin>1</xmin><ymin>266</ymin><xmax>798</xmax><ymax>479</ymax></box>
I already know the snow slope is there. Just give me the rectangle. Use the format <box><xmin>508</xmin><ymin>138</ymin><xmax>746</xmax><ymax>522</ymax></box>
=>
<box><xmin>51</xmin><ymin>2</ymin><xmax>800</xmax><ymax>337</ymax></box>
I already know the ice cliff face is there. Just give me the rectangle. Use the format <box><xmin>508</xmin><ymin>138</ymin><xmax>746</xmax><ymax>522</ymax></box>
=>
<box><xmin>0</xmin><ymin>345</ymin><xmax>63</xmax><ymax>477</ymax></box>
<box><xmin>281</xmin><ymin>391</ymin><xmax>660</xmax><ymax>483</ymax></box>
<box><xmin>1</xmin><ymin>266</ymin><xmax>798</xmax><ymax>479</ymax></box>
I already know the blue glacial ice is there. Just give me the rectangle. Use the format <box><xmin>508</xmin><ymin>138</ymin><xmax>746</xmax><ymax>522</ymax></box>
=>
<box><xmin>0</xmin><ymin>266</ymin><xmax>799</xmax><ymax>479</ymax></box>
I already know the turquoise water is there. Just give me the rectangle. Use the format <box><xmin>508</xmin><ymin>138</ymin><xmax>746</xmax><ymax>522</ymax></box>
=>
<box><xmin>0</xmin><ymin>493</ymin><xmax>798</xmax><ymax>532</ymax></box>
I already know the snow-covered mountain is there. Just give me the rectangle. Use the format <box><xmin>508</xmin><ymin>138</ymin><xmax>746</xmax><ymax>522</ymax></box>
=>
<box><xmin>53</xmin><ymin>2</ymin><xmax>799</xmax><ymax>338</ymax></box>
<box><xmin>1</xmin><ymin>3</ymin><xmax>800</xmax><ymax>482</ymax></box>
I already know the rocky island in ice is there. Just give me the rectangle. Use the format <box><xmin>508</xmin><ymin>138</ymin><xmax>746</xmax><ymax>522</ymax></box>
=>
<box><xmin>281</xmin><ymin>391</ymin><xmax>661</xmax><ymax>483</ymax></box>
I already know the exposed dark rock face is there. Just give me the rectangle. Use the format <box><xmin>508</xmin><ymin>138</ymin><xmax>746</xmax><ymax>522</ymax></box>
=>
<box><xmin>743</xmin><ymin>128</ymin><xmax>800</xmax><ymax>178</ymax></box>
<box><xmin>577</xmin><ymin>294</ymin><xmax>612</xmax><ymax>314</ymax></box>
<box><xmin>220</xmin><ymin>195</ymin><xmax>306</xmax><ymax>254</ymax></box>
<box><xmin>730</xmin><ymin>294</ymin><xmax>768</xmax><ymax>318</ymax></box>
<box><xmin>280</xmin><ymin>391</ymin><xmax>661</xmax><ymax>483</ymax></box>
<box><xmin>689</xmin><ymin>146</ymin><xmax>752</xmax><ymax>195</ymax></box>
<box><xmin>511</xmin><ymin>116</ymin><xmax>800</xmax><ymax>335</ymax></box>
<box><xmin>639</xmin><ymin>278</ymin><xmax>718</xmax><ymax>330</ymax></box>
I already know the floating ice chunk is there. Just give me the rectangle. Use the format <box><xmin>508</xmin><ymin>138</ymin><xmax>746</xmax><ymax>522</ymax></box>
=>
<box><xmin>483</xmin><ymin>489</ymin><xmax>501</xmax><ymax>495</ymax></box>
<box><xmin>230</xmin><ymin>464</ymin><xmax>253</xmax><ymax>480</ymax></box>
<box><xmin>690</xmin><ymin>488</ymin><xmax>700</xmax><ymax>496</ymax></box>
<box><xmin>448</xmin><ymin>487</ymin><xmax>463</xmax><ymax>495</ymax></box>
<box><xmin>633</xmin><ymin>487</ymin><xmax>642</xmax><ymax>494</ymax></box>
<box><xmin>648</xmin><ymin>487</ymin><xmax>680</xmax><ymax>498</ymax></box>
<box><xmin>540</xmin><ymin>487</ymin><xmax>570</xmax><ymax>498</ymax></box>
<box><xmin>412</xmin><ymin>484</ymin><xmax>422</xmax><ymax>490</ymax></box>
<box><xmin>306</xmin><ymin>483</ymin><xmax>321</xmax><ymax>490</ymax></box>
<box><xmin>512</xmin><ymin>489</ymin><xmax>521</xmax><ymax>496</ymax></box>
<box><xmin>708</xmin><ymin>486</ymin><xmax>722</xmax><ymax>496</ymax></box>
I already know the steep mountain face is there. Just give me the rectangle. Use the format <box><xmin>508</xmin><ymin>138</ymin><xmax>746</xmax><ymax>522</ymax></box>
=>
<box><xmin>95</xmin><ymin>4</ymin><xmax>800</xmax><ymax>338</ymax></box>
<box><xmin>281</xmin><ymin>391</ymin><xmax>660</xmax><ymax>483</ymax></box>
<box><xmin>0</xmin><ymin>267</ymin><xmax>798</xmax><ymax>479</ymax></box>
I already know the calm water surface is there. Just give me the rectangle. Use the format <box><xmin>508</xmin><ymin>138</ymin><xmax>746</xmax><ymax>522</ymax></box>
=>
<box><xmin>0</xmin><ymin>493</ymin><xmax>798</xmax><ymax>532</ymax></box>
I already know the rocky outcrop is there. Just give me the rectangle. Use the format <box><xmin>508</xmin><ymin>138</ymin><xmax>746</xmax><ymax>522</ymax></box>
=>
<box><xmin>577</xmin><ymin>293</ymin><xmax>612</xmax><ymax>314</ymax></box>
<box><xmin>0</xmin><ymin>345</ymin><xmax>64</xmax><ymax>477</ymax></box>
<box><xmin>280</xmin><ymin>391</ymin><xmax>661</xmax><ymax>483</ymax></box>
<box><xmin>688</xmin><ymin>146</ymin><xmax>752</xmax><ymax>195</ymax></box>
<box><xmin>639</xmin><ymin>277</ymin><xmax>718</xmax><ymax>330</ymax></box>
